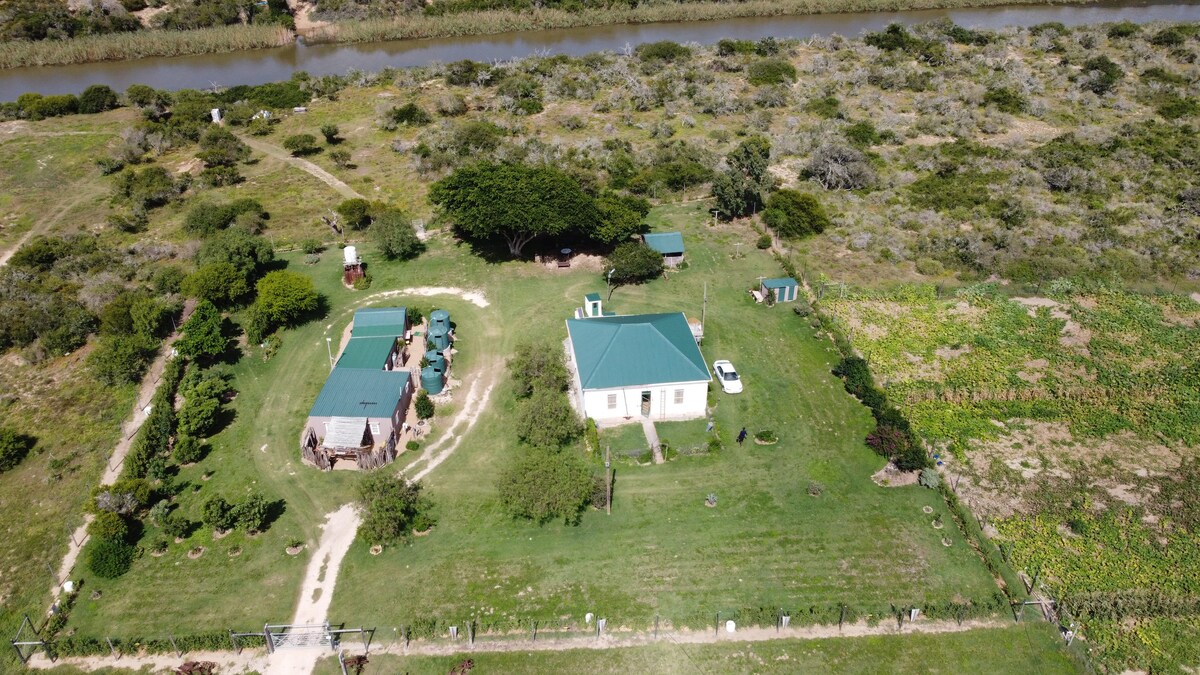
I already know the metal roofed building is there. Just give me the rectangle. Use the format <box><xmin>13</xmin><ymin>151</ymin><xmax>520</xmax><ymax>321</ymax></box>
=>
<box><xmin>760</xmin><ymin>277</ymin><xmax>799</xmax><ymax>303</ymax></box>
<box><xmin>565</xmin><ymin>312</ymin><xmax>711</xmax><ymax>421</ymax></box>
<box><xmin>642</xmin><ymin>232</ymin><xmax>685</xmax><ymax>267</ymax></box>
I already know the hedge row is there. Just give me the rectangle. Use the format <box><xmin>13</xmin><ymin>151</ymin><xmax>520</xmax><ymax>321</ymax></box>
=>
<box><xmin>122</xmin><ymin>356</ymin><xmax>185</xmax><ymax>479</ymax></box>
<box><xmin>45</xmin><ymin>631</ymin><xmax>264</xmax><ymax>658</ymax></box>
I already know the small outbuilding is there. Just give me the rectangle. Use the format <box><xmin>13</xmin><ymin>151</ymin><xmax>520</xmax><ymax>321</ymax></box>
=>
<box><xmin>565</xmin><ymin>312</ymin><xmax>711</xmax><ymax>422</ymax></box>
<box><xmin>343</xmin><ymin>245</ymin><xmax>365</xmax><ymax>285</ymax></box>
<box><xmin>642</xmin><ymin>232</ymin><xmax>685</xmax><ymax>267</ymax></box>
<box><xmin>760</xmin><ymin>277</ymin><xmax>799</xmax><ymax>303</ymax></box>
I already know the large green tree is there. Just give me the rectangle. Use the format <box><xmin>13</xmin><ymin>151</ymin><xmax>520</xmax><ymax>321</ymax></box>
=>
<box><xmin>356</xmin><ymin>473</ymin><xmax>432</xmax><ymax>545</ymax></box>
<box><xmin>176</xmin><ymin>300</ymin><xmax>226</xmax><ymax>360</ymax></box>
<box><xmin>514</xmin><ymin>390</ymin><xmax>581</xmax><ymax>448</ymax></box>
<box><xmin>592</xmin><ymin>192</ymin><xmax>651</xmax><ymax>245</ymax></box>
<box><xmin>604</xmin><ymin>242</ymin><xmax>664</xmax><ymax>298</ymax></box>
<box><xmin>713</xmin><ymin>136</ymin><xmax>775</xmax><ymax>219</ymax></box>
<box><xmin>508</xmin><ymin>341</ymin><xmax>570</xmax><ymax>398</ymax></box>
<box><xmin>252</xmin><ymin>270</ymin><xmax>319</xmax><ymax>327</ymax></box>
<box><xmin>762</xmin><ymin>189</ymin><xmax>831</xmax><ymax>239</ymax></box>
<box><xmin>371</xmin><ymin>209</ymin><xmax>423</xmax><ymax>261</ymax></box>
<box><xmin>430</xmin><ymin>162</ymin><xmax>598</xmax><ymax>257</ymax></box>
<box><xmin>498</xmin><ymin>449</ymin><xmax>593</xmax><ymax>525</ymax></box>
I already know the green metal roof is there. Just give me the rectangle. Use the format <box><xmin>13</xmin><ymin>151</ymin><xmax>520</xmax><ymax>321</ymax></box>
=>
<box><xmin>761</xmin><ymin>277</ymin><xmax>798</xmax><ymax>289</ymax></box>
<box><xmin>567</xmin><ymin>313</ymin><xmax>710</xmax><ymax>390</ymax></box>
<box><xmin>584</xmin><ymin>293</ymin><xmax>601</xmax><ymax>302</ymax></box>
<box><xmin>309</xmin><ymin>368</ymin><xmax>409</xmax><ymax>418</ymax></box>
<box><xmin>350</xmin><ymin>307</ymin><xmax>407</xmax><ymax>337</ymax></box>
<box><xmin>643</xmin><ymin>232</ymin><xmax>685</xmax><ymax>255</ymax></box>
<box><xmin>336</xmin><ymin>336</ymin><xmax>398</xmax><ymax>370</ymax></box>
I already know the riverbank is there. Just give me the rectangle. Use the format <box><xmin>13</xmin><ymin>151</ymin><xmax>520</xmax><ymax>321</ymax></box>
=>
<box><xmin>2</xmin><ymin>0</ymin><xmax>1076</xmax><ymax>69</ymax></box>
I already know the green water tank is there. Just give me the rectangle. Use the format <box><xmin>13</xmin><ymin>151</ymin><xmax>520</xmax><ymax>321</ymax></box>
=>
<box><xmin>420</xmin><ymin>366</ymin><xmax>444</xmax><ymax>395</ymax></box>
<box><xmin>426</xmin><ymin>352</ymin><xmax>446</xmax><ymax>372</ymax></box>
<box><xmin>428</xmin><ymin>325</ymin><xmax>450</xmax><ymax>350</ymax></box>
<box><xmin>430</xmin><ymin>309</ymin><xmax>451</xmax><ymax>332</ymax></box>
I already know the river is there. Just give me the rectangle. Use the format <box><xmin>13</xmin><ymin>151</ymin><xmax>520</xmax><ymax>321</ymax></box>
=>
<box><xmin>2</xmin><ymin>1</ymin><xmax>1199</xmax><ymax>99</ymax></box>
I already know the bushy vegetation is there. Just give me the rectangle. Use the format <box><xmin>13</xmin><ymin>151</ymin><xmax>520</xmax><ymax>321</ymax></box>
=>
<box><xmin>356</xmin><ymin>472</ymin><xmax>433</xmax><ymax>544</ymax></box>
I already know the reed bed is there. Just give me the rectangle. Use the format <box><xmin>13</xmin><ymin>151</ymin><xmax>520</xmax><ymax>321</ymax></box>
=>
<box><xmin>0</xmin><ymin>24</ymin><xmax>295</xmax><ymax>69</ymax></box>
<box><xmin>314</xmin><ymin>0</ymin><xmax>1066</xmax><ymax>44</ymax></box>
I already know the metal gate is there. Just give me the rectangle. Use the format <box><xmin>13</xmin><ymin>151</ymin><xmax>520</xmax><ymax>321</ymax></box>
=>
<box><xmin>265</xmin><ymin>623</ymin><xmax>333</xmax><ymax>652</ymax></box>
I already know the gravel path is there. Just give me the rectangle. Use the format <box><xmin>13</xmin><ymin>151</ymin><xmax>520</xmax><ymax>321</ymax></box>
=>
<box><xmin>239</xmin><ymin>135</ymin><xmax>364</xmax><ymax>201</ymax></box>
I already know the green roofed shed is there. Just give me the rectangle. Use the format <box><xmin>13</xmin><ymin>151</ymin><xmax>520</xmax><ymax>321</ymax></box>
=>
<box><xmin>336</xmin><ymin>336</ymin><xmax>400</xmax><ymax>370</ymax></box>
<box><xmin>760</xmin><ymin>277</ymin><xmax>799</xmax><ymax>303</ymax></box>
<box><xmin>642</xmin><ymin>232</ymin><xmax>685</xmax><ymax>268</ymax></box>
<box><xmin>309</xmin><ymin>368</ymin><xmax>410</xmax><ymax>418</ymax></box>
<box><xmin>567</xmin><ymin>312</ymin><xmax>709</xmax><ymax>389</ymax></box>
<box><xmin>350</xmin><ymin>307</ymin><xmax>407</xmax><ymax>338</ymax></box>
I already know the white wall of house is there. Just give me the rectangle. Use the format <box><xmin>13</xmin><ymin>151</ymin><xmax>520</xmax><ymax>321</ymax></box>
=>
<box><xmin>581</xmin><ymin>381</ymin><xmax>708</xmax><ymax>422</ymax></box>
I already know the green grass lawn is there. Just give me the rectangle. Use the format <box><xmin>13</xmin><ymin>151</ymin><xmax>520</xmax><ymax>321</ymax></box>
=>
<box><xmin>314</xmin><ymin>622</ymin><xmax>1080</xmax><ymax>674</ymax></box>
<box><xmin>599</xmin><ymin>422</ymin><xmax>651</xmax><ymax>459</ymax></box>
<box><xmin>64</xmin><ymin>202</ymin><xmax>1000</xmax><ymax>639</ymax></box>
<box><xmin>656</xmin><ymin>418</ymin><xmax>714</xmax><ymax>455</ymax></box>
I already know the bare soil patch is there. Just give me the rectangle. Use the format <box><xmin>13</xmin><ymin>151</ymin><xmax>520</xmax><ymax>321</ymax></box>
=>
<box><xmin>871</xmin><ymin>462</ymin><xmax>919</xmax><ymax>487</ymax></box>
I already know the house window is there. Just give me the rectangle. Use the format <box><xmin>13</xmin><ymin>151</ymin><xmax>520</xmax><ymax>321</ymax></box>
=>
<box><xmin>370</xmin><ymin>422</ymin><xmax>381</xmax><ymax>436</ymax></box>
<box><xmin>607</xmin><ymin>393</ymin><xmax>617</xmax><ymax>409</ymax></box>
<box><xmin>674</xmin><ymin>389</ymin><xmax>684</xmax><ymax>405</ymax></box>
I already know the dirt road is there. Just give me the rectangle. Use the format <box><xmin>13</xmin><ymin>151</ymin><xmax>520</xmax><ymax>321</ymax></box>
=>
<box><xmin>239</xmin><ymin>135</ymin><xmax>364</xmax><ymax>201</ymax></box>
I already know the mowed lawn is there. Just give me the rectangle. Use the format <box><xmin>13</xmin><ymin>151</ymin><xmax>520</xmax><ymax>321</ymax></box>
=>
<box><xmin>312</xmin><ymin>623</ymin><xmax>1079</xmax><ymax>674</ymax></box>
<box><xmin>66</xmin><ymin>202</ymin><xmax>997</xmax><ymax>637</ymax></box>
<box><xmin>327</xmin><ymin>203</ymin><xmax>999</xmax><ymax>632</ymax></box>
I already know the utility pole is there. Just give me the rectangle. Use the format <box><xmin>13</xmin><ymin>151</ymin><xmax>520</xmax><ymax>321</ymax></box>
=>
<box><xmin>701</xmin><ymin>281</ymin><xmax>707</xmax><ymax>340</ymax></box>
<box><xmin>605</xmin><ymin>447</ymin><xmax>612</xmax><ymax>516</ymax></box>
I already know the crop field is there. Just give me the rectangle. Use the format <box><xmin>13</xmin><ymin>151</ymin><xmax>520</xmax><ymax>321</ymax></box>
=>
<box><xmin>822</xmin><ymin>285</ymin><xmax>1200</xmax><ymax>670</ymax></box>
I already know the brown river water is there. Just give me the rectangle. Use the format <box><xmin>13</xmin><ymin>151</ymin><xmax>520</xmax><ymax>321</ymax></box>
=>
<box><xmin>2</xmin><ymin>1</ymin><xmax>1199</xmax><ymax>99</ymax></box>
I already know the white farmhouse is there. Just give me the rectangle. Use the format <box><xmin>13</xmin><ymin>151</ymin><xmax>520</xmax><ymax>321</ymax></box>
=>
<box><xmin>565</xmin><ymin>310</ymin><xmax>711</xmax><ymax>422</ymax></box>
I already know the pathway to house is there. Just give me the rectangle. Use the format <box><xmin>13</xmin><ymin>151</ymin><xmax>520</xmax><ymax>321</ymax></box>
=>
<box><xmin>239</xmin><ymin>134</ymin><xmax>364</xmax><ymax>201</ymax></box>
<box><xmin>641</xmin><ymin>418</ymin><xmax>664</xmax><ymax>465</ymax></box>
<box><xmin>48</xmin><ymin>301</ymin><xmax>196</xmax><ymax>602</ymax></box>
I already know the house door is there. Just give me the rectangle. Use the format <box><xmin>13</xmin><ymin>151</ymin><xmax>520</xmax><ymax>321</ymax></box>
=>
<box><xmin>640</xmin><ymin>391</ymin><xmax>651</xmax><ymax>416</ymax></box>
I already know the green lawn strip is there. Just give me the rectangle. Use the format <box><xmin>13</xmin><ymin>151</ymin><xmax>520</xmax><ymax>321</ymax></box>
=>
<box><xmin>599</xmin><ymin>423</ymin><xmax>650</xmax><ymax>459</ymax></box>
<box><xmin>313</xmin><ymin>621</ymin><xmax>1079</xmax><ymax>674</ymax></box>
<box><xmin>327</xmin><ymin>203</ymin><xmax>1000</xmax><ymax>634</ymax></box>
<box><xmin>655</xmin><ymin>418</ymin><xmax>712</xmax><ymax>455</ymax></box>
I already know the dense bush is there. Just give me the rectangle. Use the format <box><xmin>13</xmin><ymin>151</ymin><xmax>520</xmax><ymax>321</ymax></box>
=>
<box><xmin>371</xmin><ymin>208</ymin><xmax>423</xmax><ymax>260</ymax></box>
<box><xmin>282</xmin><ymin>133</ymin><xmax>319</xmax><ymax>156</ymax></box>
<box><xmin>88</xmin><ymin>511</ymin><xmax>129</xmax><ymax>542</ymax></box>
<box><xmin>78</xmin><ymin>85</ymin><xmax>120</xmax><ymax>114</ymax></box>
<box><xmin>635</xmin><ymin>41</ymin><xmax>691</xmax><ymax>64</ymax></box>
<box><xmin>747</xmin><ymin>58</ymin><xmax>797</xmax><ymax>86</ymax></box>
<box><xmin>508</xmin><ymin>341</ymin><xmax>570</xmax><ymax>397</ymax></box>
<box><xmin>85</xmin><ymin>538</ymin><xmax>135</xmax><ymax>579</ymax></box>
<box><xmin>498</xmin><ymin>448</ymin><xmax>593</xmax><ymax>525</ymax></box>
<box><xmin>183</xmin><ymin>198</ymin><xmax>265</xmax><ymax>236</ymax></box>
<box><xmin>1081</xmin><ymin>55</ymin><xmax>1124</xmax><ymax>95</ymax></box>
<box><xmin>605</xmin><ymin>241</ymin><xmax>664</xmax><ymax>290</ymax></box>
<box><xmin>763</xmin><ymin>190</ymin><xmax>831</xmax><ymax>239</ymax></box>
<box><xmin>357</xmin><ymin>472</ymin><xmax>432</xmax><ymax>545</ymax></box>
<box><xmin>514</xmin><ymin>390</ymin><xmax>580</xmax><ymax>448</ymax></box>
<box><xmin>387</xmin><ymin>102</ymin><xmax>432</xmax><ymax>127</ymax></box>
<box><xmin>983</xmin><ymin>87</ymin><xmax>1026</xmax><ymax>114</ymax></box>
<box><xmin>245</xmin><ymin>270</ymin><xmax>321</xmax><ymax>342</ymax></box>
<box><xmin>806</xmin><ymin>144</ymin><xmax>876</xmax><ymax>190</ymax></box>
<box><xmin>496</xmin><ymin>74</ymin><xmax>543</xmax><ymax>115</ymax></box>
<box><xmin>415</xmin><ymin>389</ymin><xmax>435</xmax><ymax>420</ymax></box>
<box><xmin>201</xmin><ymin>495</ymin><xmax>235</xmax><ymax>531</ymax></box>
<box><xmin>0</xmin><ymin>427</ymin><xmax>35</xmax><ymax>473</ymax></box>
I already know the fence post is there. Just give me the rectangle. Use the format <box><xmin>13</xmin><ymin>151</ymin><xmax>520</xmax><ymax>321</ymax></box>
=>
<box><xmin>169</xmin><ymin>634</ymin><xmax>180</xmax><ymax>657</ymax></box>
<box><xmin>839</xmin><ymin>604</ymin><xmax>846</xmax><ymax>629</ymax></box>
<box><xmin>654</xmin><ymin>615</ymin><xmax>659</xmax><ymax>640</ymax></box>
<box><xmin>715</xmin><ymin>612</ymin><xmax>720</xmax><ymax>637</ymax></box>
<box><xmin>532</xmin><ymin>620</ymin><xmax>537</xmax><ymax>642</ymax></box>
<box><xmin>106</xmin><ymin>637</ymin><xmax>117</xmax><ymax>659</ymax></box>
<box><xmin>264</xmin><ymin>624</ymin><xmax>273</xmax><ymax>654</ymax></box>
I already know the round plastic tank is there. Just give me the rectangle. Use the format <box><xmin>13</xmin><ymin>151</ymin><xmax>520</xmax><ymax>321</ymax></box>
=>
<box><xmin>343</xmin><ymin>245</ymin><xmax>358</xmax><ymax>264</ymax></box>
<box><xmin>420</xmin><ymin>366</ymin><xmax>444</xmax><ymax>394</ymax></box>
<box><xmin>428</xmin><ymin>325</ymin><xmax>450</xmax><ymax>350</ymax></box>
<box><xmin>429</xmin><ymin>309</ymin><xmax>451</xmax><ymax>331</ymax></box>
<box><xmin>426</xmin><ymin>352</ymin><xmax>446</xmax><ymax>372</ymax></box>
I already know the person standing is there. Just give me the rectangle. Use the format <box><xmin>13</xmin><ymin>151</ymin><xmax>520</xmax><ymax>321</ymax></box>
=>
<box><xmin>737</xmin><ymin>427</ymin><xmax>748</xmax><ymax>445</ymax></box>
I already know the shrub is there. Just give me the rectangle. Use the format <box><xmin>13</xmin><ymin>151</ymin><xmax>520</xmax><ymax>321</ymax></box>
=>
<box><xmin>515</xmin><ymin>390</ymin><xmax>580</xmax><ymax>448</ymax></box>
<box><xmin>983</xmin><ymin>87</ymin><xmax>1026</xmax><ymax>114</ymax></box>
<box><xmin>444</xmin><ymin>59</ymin><xmax>489</xmax><ymax>86</ymax></box>
<box><xmin>387</xmin><ymin>103</ymin><xmax>432</xmax><ymax>127</ymax></box>
<box><xmin>508</xmin><ymin>342</ymin><xmax>570</xmax><ymax>397</ymax></box>
<box><xmin>497</xmin><ymin>74</ymin><xmax>543</xmax><ymax>115</ymax></box>
<box><xmin>915</xmin><ymin>258</ymin><xmax>945</xmax><ymax>276</ymax></box>
<box><xmin>247</xmin><ymin>270</ymin><xmax>321</xmax><ymax>341</ymax></box>
<box><xmin>843</xmin><ymin>120</ymin><xmax>880</xmax><ymax>147</ymax></box>
<box><xmin>1150</xmin><ymin>27</ymin><xmax>1185</xmax><ymax>47</ymax></box>
<box><xmin>0</xmin><ymin>428</ymin><xmax>34</xmax><ymax>473</ymax></box>
<box><xmin>320</xmin><ymin>124</ymin><xmax>340</xmax><ymax>143</ymax></box>
<box><xmin>605</xmin><ymin>242</ymin><xmax>664</xmax><ymax>290</ymax></box>
<box><xmin>1158</xmin><ymin>96</ymin><xmax>1199</xmax><ymax>120</ymax></box>
<box><xmin>201</xmin><ymin>496</ymin><xmax>234</xmax><ymax>531</ymax></box>
<box><xmin>1081</xmin><ymin>55</ymin><xmax>1124</xmax><ymax>95</ymax></box>
<box><xmin>755</xmin><ymin>430</ymin><xmax>778</xmax><ymax>443</ymax></box>
<box><xmin>85</xmin><ymin>539</ymin><xmax>134</xmax><ymax>579</ymax></box>
<box><xmin>372</xmin><ymin>209</ymin><xmax>423</xmax><ymax>260</ymax></box>
<box><xmin>756</xmin><ymin>233</ymin><xmax>772</xmax><ymax>249</ymax></box>
<box><xmin>918</xmin><ymin>468</ymin><xmax>941</xmax><ymax>489</ymax></box>
<box><xmin>635</xmin><ymin>41</ymin><xmax>691</xmax><ymax>63</ymax></box>
<box><xmin>1107</xmin><ymin>21</ymin><xmax>1140</xmax><ymax>39</ymax></box>
<box><xmin>806</xmin><ymin>144</ymin><xmax>876</xmax><ymax>190</ymax></box>
<box><xmin>232</xmin><ymin>492</ymin><xmax>270</xmax><ymax>532</ymax></box>
<box><xmin>282</xmin><ymin>134</ymin><xmax>319</xmax><ymax>156</ymax></box>
<box><xmin>436</xmin><ymin>93</ymin><xmax>468</xmax><ymax>117</ymax></box>
<box><xmin>415</xmin><ymin>389</ymin><xmax>435</xmax><ymax>420</ymax></box>
<box><xmin>405</xmin><ymin>440</ymin><xmax>420</xmax><ymax>451</ymax></box>
<box><xmin>88</xmin><ymin>511</ymin><xmax>128</xmax><ymax>542</ymax></box>
<box><xmin>162</xmin><ymin>512</ymin><xmax>191</xmax><ymax>539</ymax></box>
<box><xmin>78</xmin><ymin>85</ymin><xmax>120</xmax><ymax>114</ymax></box>
<box><xmin>357</xmin><ymin>473</ymin><xmax>432</xmax><ymax>545</ymax></box>
<box><xmin>763</xmin><ymin>190</ymin><xmax>831</xmax><ymax>239</ymax></box>
<box><xmin>498</xmin><ymin>449</ymin><xmax>593</xmax><ymax>525</ymax></box>
<box><xmin>747</xmin><ymin>59</ymin><xmax>797</xmax><ymax>86</ymax></box>
<box><xmin>716</xmin><ymin>39</ymin><xmax>755</xmax><ymax>56</ymax></box>
<box><xmin>804</xmin><ymin>95</ymin><xmax>841</xmax><ymax>119</ymax></box>
<box><xmin>173</xmin><ymin>435</ymin><xmax>205</xmax><ymax>464</ymax></box>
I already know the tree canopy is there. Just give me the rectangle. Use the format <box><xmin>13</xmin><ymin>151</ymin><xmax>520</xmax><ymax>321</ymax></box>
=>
<box><xmin>763</xmin><ymin>190</ymin><xmax>831</xmax><ymax>239</ymax></box>
<box><xmin>713</xmin><ymin>136</ymin><xmax>775</xmax><ymax>219</ymax></box>
<box><xmin>371</xmin><ymin>209</ymin><xmax>423</xmax><ymax>261</ymax></box>
<box><xmin>514</xmin><ymin>389</ymin><xmax>581</xmax><ymax>449</ymax></box>
<box><xmin>357</xmin><ymin>473</ymin><xmax>433</xmax><ymax>545</ymax></box>
<box><xmin>247</xmin><ymin>270</ymin><xmax>320</xmax><ymax>342</ymax></box>
<box><xmin>176</xmin><ymin>300</ymin><xmax>226</xmax><ymax>360</ymax></box>
<box><xmin>508</xmin><ymin>341</ymin><xmax>570</xmax><ymax>398</ymax></box>
<box><xmin>429</xmin><ymin>162</ymin><xmax>599</xmax><ymax>257</ymax></box>
<box><xmin>605</xmin><ymin>242</ymin><xmax>664</xmax><ymax>298</ymax></box>
<box><xmin>498</xmin><ymin>449</ymin><xmax>593</xmax><ymax>525</ymax></box>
